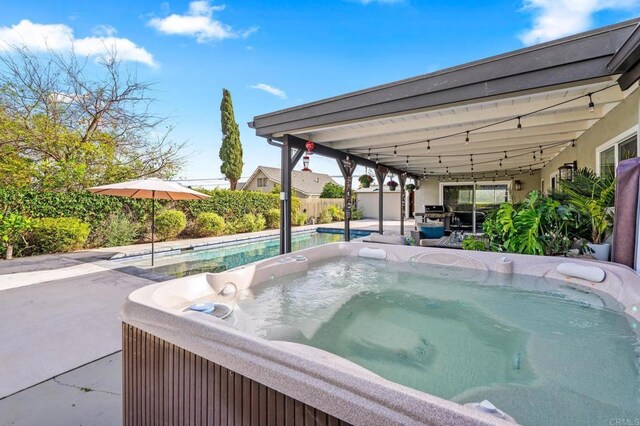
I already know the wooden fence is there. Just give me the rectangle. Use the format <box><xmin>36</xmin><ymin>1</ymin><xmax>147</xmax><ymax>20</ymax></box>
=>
<box><xmin>298</xmin><ymin>198</ymin><xmax>344</xmax><ymax>219</ymax></box>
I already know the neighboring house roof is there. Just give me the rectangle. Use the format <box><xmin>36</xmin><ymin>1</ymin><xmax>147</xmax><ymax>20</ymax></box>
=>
<box><xmin>244</xmin><ymin>166</ymin><xmax>339</xmax><ymax>196</ymax></box>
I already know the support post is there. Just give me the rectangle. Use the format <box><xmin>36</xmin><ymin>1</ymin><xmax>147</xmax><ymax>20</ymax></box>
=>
<box><xmin>374</xmin><ymin>166</ymin><xmax>388</xmax><ymax>235</ymax></box>
<box><xmin>279</xmin><ymin>136</ymin><xmax>304</xmax><ymax>254</ymax></box>
<box><xmin>337</xmin><ymin>157</ymin><xmax>356</xmax><ymax>242</ymax></box>
<box><xmin>399</xmin><ymin>173</ymin><xmax>407</xmax><ymax>236</ymax></box>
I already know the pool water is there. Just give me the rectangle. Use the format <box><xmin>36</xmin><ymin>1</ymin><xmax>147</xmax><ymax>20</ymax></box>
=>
<box><xmin>123</xmin><ymin>232</ymin><xmax>345</xmax><ymax>278</ymax></box>
<box><xmin>236</xmin><ymin>257</ymin><xmax>640</xmax><ymax>426</ymax></box>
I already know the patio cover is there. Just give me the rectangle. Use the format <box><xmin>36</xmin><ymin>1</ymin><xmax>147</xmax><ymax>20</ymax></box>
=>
<box><xmin>250</xmin><ymin>19</ymin><xmax>640</xmax><ymax>177</ymax></box>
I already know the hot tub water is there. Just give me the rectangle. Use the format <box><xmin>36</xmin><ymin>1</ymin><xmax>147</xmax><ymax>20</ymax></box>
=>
<box><xmin>235</xmin><ymin>257</ymin><xmax>640</xmax><ymax>426</ymax></box>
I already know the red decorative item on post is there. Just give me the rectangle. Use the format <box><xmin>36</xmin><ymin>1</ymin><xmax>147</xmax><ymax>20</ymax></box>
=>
<box><xmin>302</xmin><ymin>155</ymin><xmax>311</xmax><ymax>172</ymax></box>
<box><xmin>305</xmin><ymin>140</ymin><xmax>315</xmax><ymax>155</ymax></box>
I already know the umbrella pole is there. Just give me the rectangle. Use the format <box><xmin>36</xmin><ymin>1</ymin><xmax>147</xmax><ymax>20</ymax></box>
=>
<box><xmin>151</xmin><ymin>190</ymin><xmax>155</xmax><ymax>266</ymax></box>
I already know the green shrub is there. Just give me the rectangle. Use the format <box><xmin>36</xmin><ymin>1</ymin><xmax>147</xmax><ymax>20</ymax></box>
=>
<box><xmin>351</xmin><ymin>209</ymin><xmax>364</xmax><ymax>220</ymax></box>
<box><xmin>317</xmin><ymin>208</ymin><xmax>333</xmax><ymax>224</ymax></box>
<box><xmin>27</xmin><ymin>217</ymin><xmax>90</xmax><ymax>254</ymax></box>
<box><xmin>461</xmin><ymin>237</ymin><xmax>486</xmax><ymax>251</ymax></box>
<box><xmin>264</xmin><ymin>209</ymin><xmax>280</xmax><ymax>229</ymax></box>
<box><xmin>0</xmin><ymin>213</ymin><xmax>33</xmax><ymax>259</ymax></box>
<box><xmin>194</xmin><ymin>212</ymin><xmax>225</xmax><ymax>237</ymax></box>
<box><xmin>327</xmin><ymin>205</ymin><xmax>345</xmax><ymax>221</ymax></box>
<box><xmin>294</xmin><ymin>213</ymin><xmax>307</xmax><ymax>226</ymax></box>
<box><xmin>320</xmin><ymin>183</ymin><xmax>345</xmax><ymax>198</ymax></box>
<box><xmin>155</xmin><ymin>209</ymin><xmax>186</xmax><ymax>240</ymax></box>
<box><xmin>228</xmin><ymin>213</ymin><xmax>266</xmax><ymax>234</ymax></box>
<box><xmin>92</xmin><ymin>212</ymin><xmax>143</xmax><ymax>247</ymax></box>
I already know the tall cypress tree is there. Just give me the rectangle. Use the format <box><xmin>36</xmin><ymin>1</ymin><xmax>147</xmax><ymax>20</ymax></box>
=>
<box><xmin>219</xmin><ymin>88</ymin><xmax>243</xmax><ymax>190</ymax></box>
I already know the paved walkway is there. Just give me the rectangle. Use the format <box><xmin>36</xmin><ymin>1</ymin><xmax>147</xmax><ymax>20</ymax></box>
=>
<box><xmin>0</xmin><ymin>219</ymin><xmax>414</xmax><ymax>423</ymax></box>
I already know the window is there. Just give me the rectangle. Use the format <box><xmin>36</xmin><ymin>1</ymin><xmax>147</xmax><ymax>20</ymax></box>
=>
<box><xmin>441</xmin><ymin>182</ymin><xmax>510</xmax><ymax>233</ymax></box>
<box><xmin>596</xmin><ymin>130</ymin><xmax>638</xmax><ymax>177</ymax></box>
<box><xmin>257</xmin><ymin>177</ymin><xmax>268</xmax><ymax>187</ymax></box>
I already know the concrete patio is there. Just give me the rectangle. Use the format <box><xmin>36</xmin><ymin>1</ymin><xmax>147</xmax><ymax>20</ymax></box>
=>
<box><xmin>0</xmin><ymin>219</ymin><xmax>412</xmax><ymax>424</ymax></box>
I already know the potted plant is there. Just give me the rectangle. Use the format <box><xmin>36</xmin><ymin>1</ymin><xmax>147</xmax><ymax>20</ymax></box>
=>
<box><xmin>387</xmin><ymin>179</ymin><xmax>398</xmax><ymax>191</ymax></box>
<box><xmin>405</xmin><ymin>183</ymin><xmax>416</xmax><ymax>192</ymax></box>
<box><xmin>0</xmin><ymin>213</ymin><xmax>32</xmax><ymax>260</ymax></box>
<box><xmin>559</xmin><ymin>168</ymin><xmax>615</xmax><ymax>261</ymax></box>
<box><xmin>359</xmin><ymin>174</ymin><xmax>373</xmax><ymax>188</ymax></box>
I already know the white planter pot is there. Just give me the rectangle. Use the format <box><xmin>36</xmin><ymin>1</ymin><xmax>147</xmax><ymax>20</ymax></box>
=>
<box><xmin>587</xmin><ymin>243</ymin><xmax>611</xmax><ymax>261</ymax></box>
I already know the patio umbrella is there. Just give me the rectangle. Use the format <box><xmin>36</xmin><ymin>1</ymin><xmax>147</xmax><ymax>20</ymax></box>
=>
<box><xmin>88</xmin><ymin>178</ymin><xmax>210</xmax><ymax>266</ymax></box>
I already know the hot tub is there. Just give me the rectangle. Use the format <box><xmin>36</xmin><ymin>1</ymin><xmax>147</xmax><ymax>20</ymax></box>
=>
<box><xmin>121</xmin><ymin>242</ymin><xmax>640</xmax><ymax>425</ymax></box>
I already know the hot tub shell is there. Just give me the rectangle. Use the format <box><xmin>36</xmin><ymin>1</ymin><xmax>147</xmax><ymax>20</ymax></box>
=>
<box><xmin>121</xmin><ymin>242</ymin><xmax>640</xmax><ymax>425</ymax></box>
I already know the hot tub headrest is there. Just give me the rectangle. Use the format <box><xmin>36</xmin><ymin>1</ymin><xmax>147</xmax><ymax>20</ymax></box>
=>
<box><xmin>557</xmin><ymin>262</ymin><xmax>606</xmax><ymax>283</ymax></box>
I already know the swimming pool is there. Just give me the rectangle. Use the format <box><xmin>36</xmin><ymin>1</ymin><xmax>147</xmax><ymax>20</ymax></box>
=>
<box><xmin>122</xmin><ymin>243</ymin><xmax>640</xmax><ymax>425</ymax></box>
<box><xmin>118</xmin><ymin>230</ymin><xmax>362</xmax><ymax>278</ymax></box>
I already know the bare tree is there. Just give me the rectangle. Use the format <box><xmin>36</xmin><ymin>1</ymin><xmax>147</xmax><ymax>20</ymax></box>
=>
<box><xmin>0</xmin><ymin>45</ymin><xmax>185</xmax><ymax>190</ymax></box>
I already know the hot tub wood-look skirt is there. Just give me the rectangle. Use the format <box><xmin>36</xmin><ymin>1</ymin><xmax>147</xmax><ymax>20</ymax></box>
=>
<box><xmin>122</xmin><ymin>323</ymin><xmax>350</xmax><ymax>426</ymax></box>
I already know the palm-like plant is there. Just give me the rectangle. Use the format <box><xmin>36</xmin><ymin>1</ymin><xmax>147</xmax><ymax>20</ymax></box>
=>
<box><xmin>483</xmin><ymin>191</ymin><xmax>575</xmax><ymax>255</ymax></box>
<box><xmin>559</xmin><ymin>168</ymin><xmax>615</xmax><ymax>244</ymax></box>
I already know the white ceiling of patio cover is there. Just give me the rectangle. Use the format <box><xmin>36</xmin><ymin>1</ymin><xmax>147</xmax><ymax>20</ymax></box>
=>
<box><xmin>285</xmin><ymin>79</ymin><xmax>632</xmax><ymax>175</ymax></box>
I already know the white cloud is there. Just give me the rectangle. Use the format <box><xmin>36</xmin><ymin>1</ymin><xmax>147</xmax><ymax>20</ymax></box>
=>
<box><xmin>0</xmin><ymin>20</ymin><xmax>156</xmax><ymax>66</ymax></box>
<box><xmin>250</xmin><ymin>83</ymin><xmax>287</xmax><ymax>99</ymax></box>
<box><xmin>148</xmin><ymin>0</ymin><xmax>256</xmax><ymax>42</ymax></box>
<box><xmin>519</xmin><ymin>0</ymin><xmax>640</xmax><ymax>45</ymax></box>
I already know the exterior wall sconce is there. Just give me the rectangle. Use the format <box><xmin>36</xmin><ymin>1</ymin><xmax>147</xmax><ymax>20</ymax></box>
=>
<box><xmin>514</xmin><ymin>180</ymin><xmax>523</xmax><ymax>191</ymax></box>
<box><xmin>558</xmin><ymin>161</ymin><xmax>577</xmax><ymax>181</ymax></box>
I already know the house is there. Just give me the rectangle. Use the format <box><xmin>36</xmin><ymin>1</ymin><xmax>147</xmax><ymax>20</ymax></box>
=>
<box><xmin>252</xmin><ymin>18</ymin><xmax>640</xmax><ymax>243</ymax></box>
<box><xmin>241</xmin><ymin>166</ymin><xmax>339</xmax><ymax>198</ymax></box>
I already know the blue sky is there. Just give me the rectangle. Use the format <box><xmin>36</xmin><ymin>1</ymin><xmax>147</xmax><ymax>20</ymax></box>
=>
<box><xmin>1</xmin><ymin>0</ymin><xmax>639</xmax><ymax>186</ymax></box>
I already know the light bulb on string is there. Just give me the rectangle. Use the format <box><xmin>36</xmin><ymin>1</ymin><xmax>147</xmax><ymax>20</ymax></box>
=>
<box><xmin>438</xmin><ymin>156</ymin><xmax>442</xmax><ymax>164</ymax></box>
<box><xmin>571</xmin><ymin>140</ymin><xmax>576</xmax><ymax>148</ymax></box>
<box><xmin>367</xmin><ymin>149</ymin><xmax>371</xmax><ymax>160</ymax></box>
<box><xmin>465</xmin><ymin>131</ymin><xmax>470</xmax><ymax>145</ymax></box>
<box><xmin>517</xmin><ymin>116</ymin><xmax>522</xmax><ymax>132</ymax></box>
<box><xmin>504</xmin><ymin>151</ymin><xmax>508</xmax><ymax>159</ymax></box>
<box><xmin>427</xmin><ymin>140</ymin><xmax>431</xmax><ymax>151</ymax></box>
<box><xmin>394</xmin><ymin>146</ymin><xmax>397</xmax><ymax>157</ymax></box>
<box><xmin>588</xmin><ymin>93</ymin><xmax>595</xmax><ymax>112</ymax></box>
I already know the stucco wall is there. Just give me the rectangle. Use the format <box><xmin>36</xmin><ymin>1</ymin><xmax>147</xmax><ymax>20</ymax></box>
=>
<box><xmin>414</xmin><ymin>170</ymin><xmax>541</xmax><ymax>209</ymax></box>
<box><xmin>540</xmin><ymin>88</ymin><xmax>639</xmax><ymax>189</ymax></box>
<box><xmin>356</xmin><ymin>189</ymin><xmax>403</xmax><ymax>220</ymax></box>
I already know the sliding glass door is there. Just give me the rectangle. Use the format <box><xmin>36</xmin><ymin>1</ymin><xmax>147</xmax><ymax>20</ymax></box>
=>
<box><xmin>442</xmin><ymin>182</ymin><xmax>510</xmax><ymax>233</ymax></box>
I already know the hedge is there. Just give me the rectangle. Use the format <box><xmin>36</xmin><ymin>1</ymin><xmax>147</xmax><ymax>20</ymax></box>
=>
<box><xmin>178</xmin><ymin>188</ymin><xmax>300</xmax><ymax>220</ymax></box>
<box><xmin>0</xmin><ymin>187</ymin><xmax>148</xmax><ymax>231</ymax></box>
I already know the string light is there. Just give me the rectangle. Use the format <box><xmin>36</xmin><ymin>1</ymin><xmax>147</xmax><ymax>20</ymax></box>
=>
<box><xmin>540</xmin><ymin>146</ymin><xmax>543</xmax><ymax>155</ymax></box>
<box><xmin>533</xmin><ymin>151</ymin><xmax>536</xmax><ymax>160</ymax></box>
<box><xmin>571</xmin><ymin>139</ymin><xmax>576</xmax><ymax>148</ymax></box>
<box><xmin>499</xmin><ymin>159</ymin><xmax>502</xmax><ymax>167</ymax></box>
<box><xmin>405</xmin><ymin>156</ymin><xmax>409</xmax><ymax>167</ymax></box>
<box><xmin>376</xmin><ymin>154</ymin><xmax>379</xmax><ymax>165</ymax></box>
<box><xmin>427</xmin><ymin>140</ymin><xmax>431</xmax><ymax>151</ymax></box>
<box><xmin>504</xmin><ymin>151</ymin><xmax>508</xmax><ymax>159</ymax></box>
<box><xmin>367</xmin><ymin>148</ymin><xmax>371</xmax><ymax>160</ymax></box>
<box><xmin>394</xmin><ymin>145</ymin><xmax>397</xmax><ymax>157</ymax></box>
<box><xmin>438</xmin><ymin>156</ymin><xmax>442</xmax><ymax>164</ymax></box>
<box><xmin>352</xmin><ymin>85</ymin><xmax>613</xmax><ymax>158</ymax></box>
<box><xmin>465</xmin><ymin>131</ymin><xmax>470</xmax><ymax>145</ymax></box>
